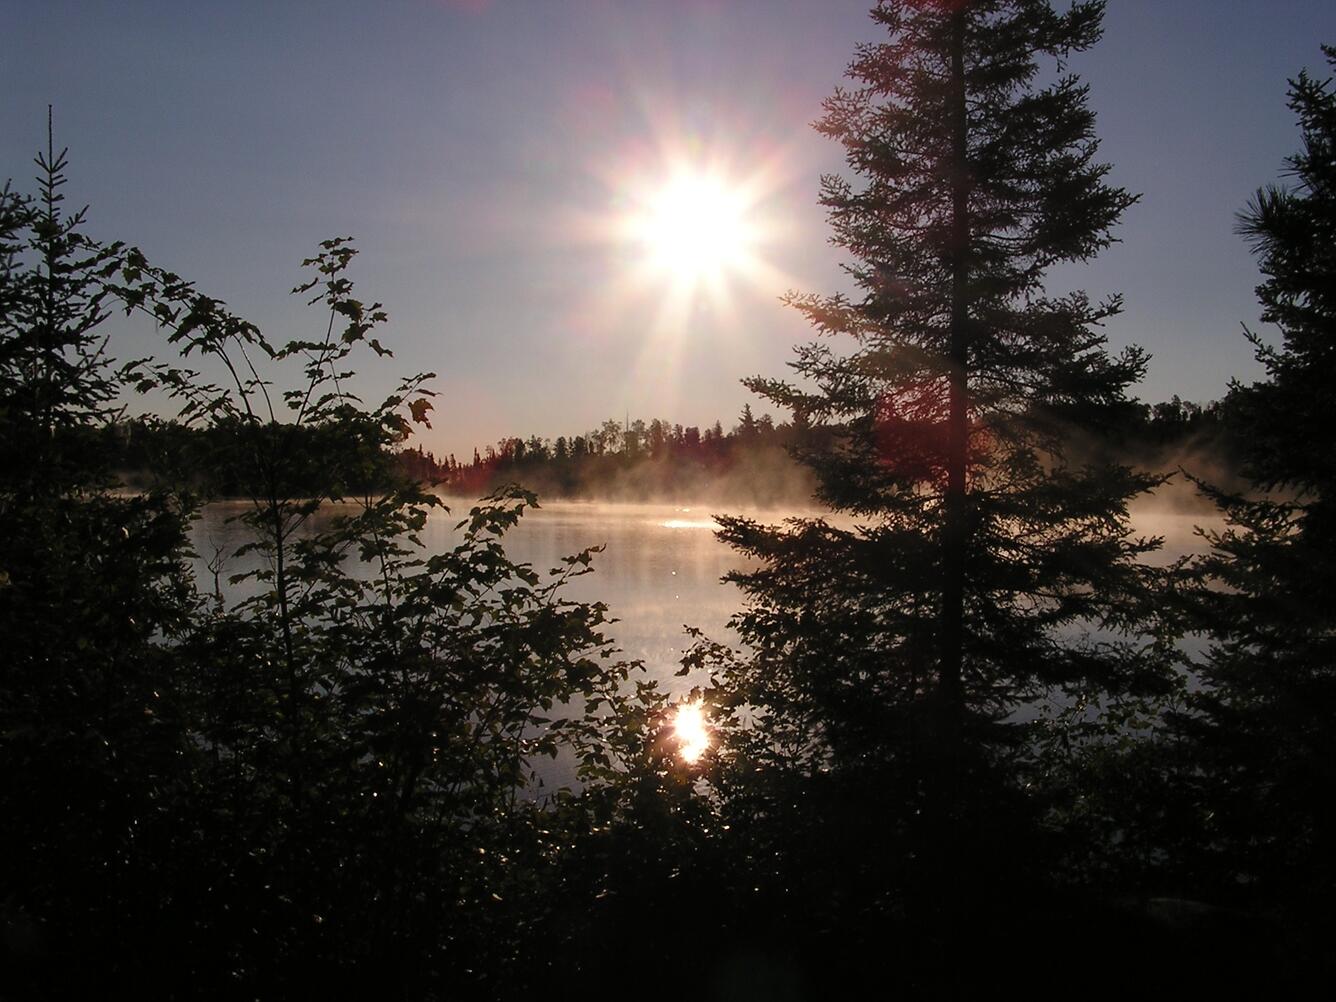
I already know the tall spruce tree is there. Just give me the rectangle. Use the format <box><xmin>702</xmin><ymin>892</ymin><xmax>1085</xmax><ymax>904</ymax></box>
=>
<box><xmin>1</xmin><ymin>127</ymin><xmax>202</xmax><ymax>992</ymax></box>
<box><xmin>1183</xmin><ymin>46</ymin><xmax>1336</xmax><ymax>928</ymax></box>
<box><xmin>699</xmin><ymin>0</ymin><xmax>1168</xmax><ymax>957</ymax></box>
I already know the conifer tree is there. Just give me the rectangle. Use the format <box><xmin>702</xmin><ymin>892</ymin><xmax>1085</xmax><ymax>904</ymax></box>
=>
<box><xmin>0</xmin><ymin>112</ymin><xmax>122</xmax><ymax>491</ymax></box>
<box><xmin>1183</xmin><ymin>45</ymin><xmax>1336</xmax><ymax>922</ymax></box>
<box><xmin>699</xmin><ymin>0</ymin><xmax>1168</xmax><ymax>946</ymax></box>
<box><xmin>0</xmin><ymin>127</ymin><xmax>200</xmax><ymax>993</ymax></box>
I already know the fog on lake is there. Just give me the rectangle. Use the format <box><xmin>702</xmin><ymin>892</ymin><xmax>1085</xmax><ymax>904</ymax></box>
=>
<box><xmin>192</xmin><ymin>498</ymin><xmax>1220</xmax><ymax>692</ymax></box>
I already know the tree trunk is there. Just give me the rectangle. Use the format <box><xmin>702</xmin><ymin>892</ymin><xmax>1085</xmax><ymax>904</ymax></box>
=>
<box><xmin>941</xmin><ymin>8</ymin><xmax>970</xmax><ymax>757</ymax></box>
<box><xmin>922</xmin><ymin>14</ymin><xmax>973</xmax><ymax>984</ymax></box>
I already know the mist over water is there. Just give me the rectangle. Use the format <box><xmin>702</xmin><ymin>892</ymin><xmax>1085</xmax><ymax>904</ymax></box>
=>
<box><xmin>194</xmin><ymin>498</ymin><xmax>1223</xmax><ymax>690</ymax></box>
<box><xmin>425</xmin><ymin>499</ymin><xmax>760</xmax><ymax>691</ymax></box>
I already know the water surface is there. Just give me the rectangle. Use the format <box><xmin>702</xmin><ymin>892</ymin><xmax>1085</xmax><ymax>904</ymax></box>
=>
<box><xmin>193</xmin><ymin>499</ymin><xmax>1221</xmax><ymax>690</ymax></box>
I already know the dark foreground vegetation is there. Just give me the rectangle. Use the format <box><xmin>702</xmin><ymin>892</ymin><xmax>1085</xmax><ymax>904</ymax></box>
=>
<box><xmin>2</xmin><ymin>4</ymin><xmax>1333</xmax><ymax>999</ymax></box>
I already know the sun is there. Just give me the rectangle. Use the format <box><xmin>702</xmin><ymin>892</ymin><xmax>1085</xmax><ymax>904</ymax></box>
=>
<box><xmin>559</xmin><ymin>138</ymin><xmax>797</xmax><ymax>400</ymax></box>
<box><xmin>631</xmin><ymin>171</ymin><xmax>757</xmax><ymax>283</ymax></box>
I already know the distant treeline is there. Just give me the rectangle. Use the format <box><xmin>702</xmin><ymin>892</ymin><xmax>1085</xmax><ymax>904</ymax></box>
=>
<box><xmin>102</xmin><ymin>409</ymin><xmax>398</xmax><ymax>499</ymax></box>
<box><xmin>107</xmin><ymin>395</ymin><xmax>1239</xmax><ymax>504</ymax></box>
<box><xmin>423</xmin><ymin>406</ymin><xmax>811</xmax><ymax>504</ymax></box>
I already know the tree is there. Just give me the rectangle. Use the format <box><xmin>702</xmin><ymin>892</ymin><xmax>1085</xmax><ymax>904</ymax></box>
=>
<box><xmin>697</xmin><ymin>0</ymin><xmax>1168</xmax><ymax>973</ymax></box>
<box><xmin>626</xmin><ymin>417</ymin><xmax>646</xmax><ymax>456</ymax></box>
<box><xmin>735</xmin><ymin>402</ymin><xmax>758</xmax><ymax>438</ymax></box>
<box><xmin>1181</xmin><ymin>45</ymin><xmax>1336</xmax><ymax>942</ymax></box>
<box><xmin>597</xmin><ymin>417</ymin><xmax>623</xmax><ymax>454</ymax></box>
<box><xmin>98</xmin><ymin>238</ymin><xmax>662</xmax><ymax>998</ymax></box>
<box><xmin>647</xmin><ymin>418</ymin><xmax>668</xmax><ymax>457</ymax></box>
<box><xmin>0</xmin><ymin>113</ymin><xmax>122</xmax><ymax>491</ymax></box>
<box><xmin>1</xmin><ymin>126</ymin><xmax>201</xmax><ymax>994</ymax></box>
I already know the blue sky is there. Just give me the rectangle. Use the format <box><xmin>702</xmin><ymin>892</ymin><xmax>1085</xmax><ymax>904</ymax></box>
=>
<box><xmin>4</xmin><ymin>1</ymin><xmax>1334</xmax><ymax>458</ymax></box>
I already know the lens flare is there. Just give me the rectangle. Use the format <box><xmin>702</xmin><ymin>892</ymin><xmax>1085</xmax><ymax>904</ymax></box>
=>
<box><xmin>672</xmin><ymin>700</ymin><xmax>710</xmax><ymax>764</ymax></box>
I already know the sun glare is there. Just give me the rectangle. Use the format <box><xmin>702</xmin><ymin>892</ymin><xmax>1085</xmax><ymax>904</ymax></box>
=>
<box><xmin>562</xmin><ymin>132</ymin><xmax>799</xmax><ymax>404</ymax></box>
<box><xmin>672</xmin><ymin>700</ymin><xmax>711</xmax><ymax>765</ymax></box>
<box><xmin>633</xmin><ymin>172</ymin><xmax>756</xmax><ymax>282</ymax></box>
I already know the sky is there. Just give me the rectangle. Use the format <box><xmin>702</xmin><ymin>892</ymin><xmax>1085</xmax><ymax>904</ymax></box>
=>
<box><xmin>4</xmin><ymin>0</ymin><xmax>1334</xmax><ymax>459</ymax></box>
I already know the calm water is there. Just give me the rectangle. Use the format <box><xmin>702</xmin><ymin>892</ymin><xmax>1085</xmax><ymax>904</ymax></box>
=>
<box><xmin>192</xmin><ymin>499</ymin><xmax>764</xmax><ymax>696</ymax></box>
<box><xmin>192</xmin><ymin>498</ymin><xmax>1220</xmax><ymax>691</ymax></box>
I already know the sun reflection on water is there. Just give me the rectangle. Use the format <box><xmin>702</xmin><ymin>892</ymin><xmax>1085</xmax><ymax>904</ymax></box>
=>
<box><xmin>672</xmin><ymin>700</ymin><xmax>710</xmax><ymax>764</ymax></box>
<box><xmin>659</xmin><ymin>517</ymin><xmax>717</xmax><ymax>530</ymax></box>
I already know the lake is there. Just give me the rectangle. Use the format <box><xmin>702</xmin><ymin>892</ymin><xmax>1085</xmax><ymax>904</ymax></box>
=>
<box><xmin>192</xmin><ymin>496</ymin><xmax>1221</xmax><ymax>694</ymax></box>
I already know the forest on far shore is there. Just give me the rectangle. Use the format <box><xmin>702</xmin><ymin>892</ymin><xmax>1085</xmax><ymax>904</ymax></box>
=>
<box><xmin>106</xmin><ymin>394</ymin><xmax>1238</xmax><ymax>505</ymax></box>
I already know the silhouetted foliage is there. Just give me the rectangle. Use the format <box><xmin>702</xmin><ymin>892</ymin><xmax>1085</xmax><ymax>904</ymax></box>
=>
<box><xmin>684</xmin><ymin>1</ymin><xmax>1177</xmax><ymax>987</ymax></box>
<box><xmin>441</xmin><ymin>409</ymin><xmax>813</xmax><ymax>504</ymax></box>
<box><xmin>1175</xmin><ymin>44</ymin><xmax>1336</xmax><ymax>978</ymax></box>
<box><xmin>102</xmin><ymin>393</ymin><xmax>1231</xmax><ymax>512</ymax></box>
<box><xmin>0</xmin><ymin>121</ymin><xmax>202</xmax><ymax>995</ymax></box>
<box><xmin>1</xmin><ymin>146</ymin><xmax>673</xmax><ymax>998</ymax></box>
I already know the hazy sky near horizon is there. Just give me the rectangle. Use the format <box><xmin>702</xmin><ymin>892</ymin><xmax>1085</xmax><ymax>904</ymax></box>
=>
<box><xmin>4</xmin><ymin>0</ymin><xmax>1334</xmax><ymax>458</ymax></box>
